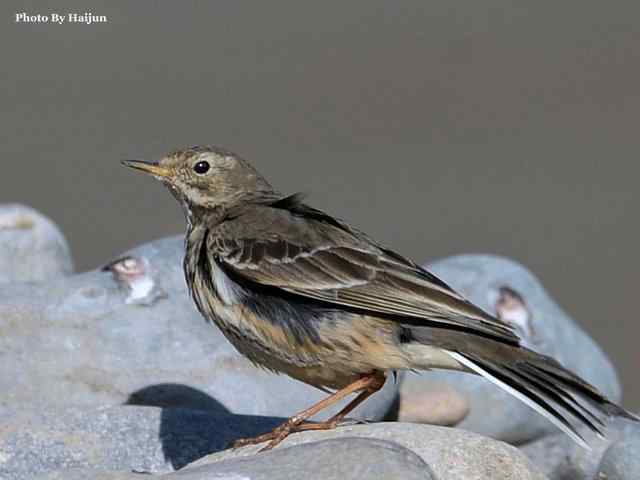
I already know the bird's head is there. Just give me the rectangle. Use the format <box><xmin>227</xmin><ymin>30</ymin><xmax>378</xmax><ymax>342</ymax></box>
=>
<box><xmin>122</xmin><ymin>146</ymin><xmax>273</xmax><ymax>215</ymax></box>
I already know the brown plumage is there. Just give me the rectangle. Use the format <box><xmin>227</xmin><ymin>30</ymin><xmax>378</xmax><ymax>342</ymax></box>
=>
<box><xmin>123</xmin><ymin>145</ymin><xmax>637</xmax><ymax>451</ymax></box>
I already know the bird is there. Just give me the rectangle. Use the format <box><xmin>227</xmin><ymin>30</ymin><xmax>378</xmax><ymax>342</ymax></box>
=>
<box><xmin>122</xmin><ymin>145</ymin><xmax>637</xmax><ymax>451</ymax></box>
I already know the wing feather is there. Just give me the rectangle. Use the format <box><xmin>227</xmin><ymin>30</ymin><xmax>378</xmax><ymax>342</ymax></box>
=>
<box><xmin>210</xmin><ymin>203</ymin><xmax>519</xmax><ymax>343</ymax></box>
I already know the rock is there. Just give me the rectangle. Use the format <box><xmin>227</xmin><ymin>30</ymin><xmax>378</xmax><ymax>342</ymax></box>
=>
<box><xmin>0</xmin><ymin>235</ymin><xmax>397</xmax><ymax>422</ymax></box>
<box><xmin>35</xmin><ymin>471</ymin><xmax>142</xmax><ymax>480</ymax></box>
<box><xmin>0</xmin><ymin>211</ymin><xmax>624</xmax><ymax>479</ymax></box>
<box><xmin>398</xmin><ymin>254</ymin><xmax>621</xmax><ymax>444</ymax></box>
<box><xmin>193</xmin><ymin>423</ymin><xmax>546</xmax><ymax>480</ymax></box>
<box><xmin>0</xmin><ymin>405</ymin><xmax>284</xmax><ymax>478</ymax></box>
<box><xmin>520</xmin><ymin>417</ymin><xmax>639</xmax><ymax>480</ymax></box>
<box><xmin>33</xmin><ymin>439</ymin><xmax>432</xmax><ymax>480</ymax></box>
<box><xmin>520</xmin><ymin>432</ymin><xmax>609</xmax><ymax>480</ymax></box>
<box><xmin>2</xmin><ymin>407</ymin><xmax>546</xmax><ymax>479</ymax></box>
<box><xmin>174</xmin><ymin>438</ymin><xmax>433</xmax><ymax>480</ymax></box>
<box><xmin>597</xmin><ymin>427</ymin><xmax>640</xmax><ymax>480</ymax></box>
<box><xmin>0</xmin><ymin>204</ymin><xmax>73</xmax><ymax>283</ymax></box>
<box><xmin>398</xmin><ymin>375</ymin><xmax>470</xmax><ymax>426</ymax></box>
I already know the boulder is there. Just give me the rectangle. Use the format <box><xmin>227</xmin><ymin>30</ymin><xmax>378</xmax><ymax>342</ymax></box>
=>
<box><xmin>398</xmin><ymin>255</ymin><xmax>621</xmax><ymax>444</ymax></box>
<box><xmin>597</xmin><ymin>426</ymin><xmax>640</xmax><ymax>480</ymax></box>
<box><xmin>520</xmin><ymin>417</ymin><xmax>640</xmax><ymax>480</ymax></box>
<box><xmin>0</xmin><ymin>204</ymin><xmax>73</xmax><ymax>283</ymax></box>
<box><xmin>0</xmin><ymin>405</ymin><xmax>281</xmax><ymax>478</ymax></box>
<box><xmin>0</xmin><ymin>235</ymin><xmax>397</xmax><ymax>422</ymax></box>
<box><xmin>194</xmin><ymin>422</ymin><xmax>547</xmax><ymax>480</ymax></box>
<box><xmin>33</xmin><ymin>439</ymin><xmax>432</xmax><ymax>480</ymax></box>
<box><xmin>3</xmin><ymin>407</ymin><xmax>543</xmax><ymax>480</ymax></box>
<box><xmin>173</xmin><ymin>438</ymin><xmax>433</xmax><ymax>480</ymax></box>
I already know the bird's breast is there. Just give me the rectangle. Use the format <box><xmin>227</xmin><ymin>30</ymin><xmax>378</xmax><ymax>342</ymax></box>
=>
<box><xmin>187</xmin><ymin>256</ymin><xmax>325</xmax><ymax>367</ymax></box>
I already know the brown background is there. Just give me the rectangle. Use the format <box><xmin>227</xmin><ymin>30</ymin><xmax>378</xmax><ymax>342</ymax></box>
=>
<box><xmin>2</xmin><ymin>1</ymin><xmax>638</xmax><ymax>409</ymax></box>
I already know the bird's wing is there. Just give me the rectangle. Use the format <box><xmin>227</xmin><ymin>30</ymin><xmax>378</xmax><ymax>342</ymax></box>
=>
<box><xmin>210</xmin><ymin>197</ymin><xmax>519</xmax><ymax>343</ymax></box>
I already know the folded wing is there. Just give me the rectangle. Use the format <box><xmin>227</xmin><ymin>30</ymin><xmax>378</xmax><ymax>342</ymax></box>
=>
<box><xmin>210</xmin><ymin>199</ymin><xmax>519</xmax><ymax>344</ymax></box>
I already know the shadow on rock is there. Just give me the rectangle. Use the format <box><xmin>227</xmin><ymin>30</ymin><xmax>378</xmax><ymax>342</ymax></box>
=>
<box><xmin>125</xmin><ymin>383</ymin><xmax>232</xmax><ymax>414</ymax></box>
<box><xmin>159</xmin><ymin>409</ymin><xmax>284</xmax><ymax>470</ymax></box>
<box><xmin>126</xmin><ymin>384</ymin><xmax>284</xmax><ymax>470</ymax></box>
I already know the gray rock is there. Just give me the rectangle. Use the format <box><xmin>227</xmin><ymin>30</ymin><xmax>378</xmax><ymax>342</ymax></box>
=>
<box><xmin>0</xmin><ymin>405</ymin><xmax>284</xmax><ymax>478</ymax></box>
<box><xmin>596</xmin><ymin>427</ymin><xmax>640</xmax><ymax>480</ymax></box>
<box><xmin>36</xmin><ymin>470</ymin><xmax>142</xmax><ymax>480</ymax></box>
<box><xmin>520</xmin><ymin>418</ymin><xmax>639</xmax><ymax>480</ymax></box>
<box><xmin>34</xmin><ymin>439</ymin><xmax>432</xmax><ymax>480</ymax></box>
<box><xmin>7</xmin><ymin>407</ymin><xmax>538</xmax><ymax>480</ymax></box>
<box><xmin>398</xmin><ymin>254</ymin><xmax>621</xmax><ymax>444</ymax></box>
<box><xmin>520</xmin><ymin>432</ymin><xmax>609</xmax><ymax>480</ymax></box>
<box><xmin>0</xmin><ymin>204</ymin><xmax>73</xmax><ymax>283</ymax></box>
<box><xmin>193</xmin><ymin>423</ymin><xmax>547</xmax><ymax>480</ymax></box>
<box><xmin>0</xmin><ymin>235</ymin><xmax>397</xmax><ymax>422</ymax></box>
<box><xmin>174</xmin><ymin>438</ymin><xmax>433</xmax><ymax>480</ymax></box>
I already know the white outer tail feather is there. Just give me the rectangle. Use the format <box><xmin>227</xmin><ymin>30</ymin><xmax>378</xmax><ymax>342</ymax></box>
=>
<box><xmin>445</xmin><ymin>350</ymin><xmax>591</xmax><ymax>450</ymax></box>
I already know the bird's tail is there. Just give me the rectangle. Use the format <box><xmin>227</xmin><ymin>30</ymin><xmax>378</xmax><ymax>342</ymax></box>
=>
<box><xmin>445</xmin><ymin>347</ymin><xmax>638</xmax><ymax>448</ymax></box>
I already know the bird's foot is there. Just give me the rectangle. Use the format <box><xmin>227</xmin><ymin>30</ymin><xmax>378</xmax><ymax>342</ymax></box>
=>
<box><xmin>230</xmin><ymin>421</ymin><xmax>294</xmax><ymax>452</ymax></box>
<box><xmin>229</xmin><ymin>373</ymin><xmax>385</xmax><ymax>452</ymax></box>
<box><xmin>230</xmin><ymin>418</ymin><xmax>342</xmax><ymax>452</ymax></box>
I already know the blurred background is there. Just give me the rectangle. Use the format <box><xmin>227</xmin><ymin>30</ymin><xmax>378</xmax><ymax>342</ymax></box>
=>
<box><xmin>2</xmin><ymin>1</ymin><xmax>638</xmax><ymax>408</ymax></box>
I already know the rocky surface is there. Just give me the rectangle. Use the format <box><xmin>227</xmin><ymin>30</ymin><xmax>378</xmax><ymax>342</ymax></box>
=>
<box><xmin>1</xmin><ymin>406</ymin><xmax>541</xmax><ymax>480</ymax></box>
<box><xmin>520</xmin><ymin>418</ymin><xmax>640</xmax><ymax>480</ymax></box>
<box><xmin>0</xmin><ymin>405</ymin><xmax>281</xmax><ymax>477</ymax></box>
<box><xmin>2</xmin><ymin>205</ymin><xmax>636</xmax><ymax>480</ymax></box>
<box><xmin>36</xmin><ymin>471</ymin><xmax>142</xmax><ymax>480</ymax></box>
<box><xmin>34</xmin><ymin>438</ymin><xmax>433</xmax><ymax>480</ymax></box>
<box><xmin>596</xmin><ymin>425</ymin><xmax>640</xmax><ymax>480</ymax></box>
<box><xmin>172</xmin><ymin>438</ymin><xmax>434</xmax><ymax>480</ymax></box>
<box><xmin>0</xmin><ymin>204</ymin><xmax>73</xmax><ymax>283</ymax></box>
<box><xmin>0</xmin><ymin>234</ymin><xmax>397</xmax><ymax>421</ymax></box>
<box><xmin>398</xmin><ymin>255</ymin><xmax>622</xmax><ymax>443</ymax></box>
<box><xmin>193</xmin><ymin>423</ymin><xmax>546</xmax><ymax>480</ymax></box>
<box><xmin>521</xmin><ymin>431</ymin><xmax>609</xmax><ymax>480</ymax></box>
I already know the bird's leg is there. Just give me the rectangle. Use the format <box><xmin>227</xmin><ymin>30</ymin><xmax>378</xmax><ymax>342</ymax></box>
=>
<box><xmin>293</xmin><ymin>372</ymin><xmax>386</xmax><ymax>432</ymax></box>
<box><xmin>231</xmin><ymin>371</ymin><xmax>386</xmax><ymax>452</ymax></box>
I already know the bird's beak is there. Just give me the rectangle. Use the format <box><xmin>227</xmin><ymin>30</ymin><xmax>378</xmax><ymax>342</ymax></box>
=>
<box><xmin>121</xmin><ymin>160</ymin><xmax>171</xmax><ymax>179</ymax></box>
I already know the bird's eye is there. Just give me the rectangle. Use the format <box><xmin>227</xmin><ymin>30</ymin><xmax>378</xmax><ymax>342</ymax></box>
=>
<box><xmin>193</xmin><ymin>161</ymin><xmax>210</xmax><ymax>175</ymax></box>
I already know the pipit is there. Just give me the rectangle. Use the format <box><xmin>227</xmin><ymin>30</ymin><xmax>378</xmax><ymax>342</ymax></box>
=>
<box><xmin>123</xmin><ymin>145</ymin><xmax>636</xmax><ymax>451</ymax></box>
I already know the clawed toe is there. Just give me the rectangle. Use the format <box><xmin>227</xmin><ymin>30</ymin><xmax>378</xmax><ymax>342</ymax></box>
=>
<box><xmin>229</xmin><ymin>424</ymin><xmax>291</xmax><ymax>451</ymax></box>
<box><xmin>257</xmin><ymin>438</ymin><xmax>281</xmax><ymax>452</ymax></box>
<box><xmin>230</xmin><ymin>437</ymin><xmax>257</xmax><ymax>449</ymax></box>
<box><xmin>230</xmin><ymin>417</ymin><xmax>353</xmax><ymax>451</ymax></box>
